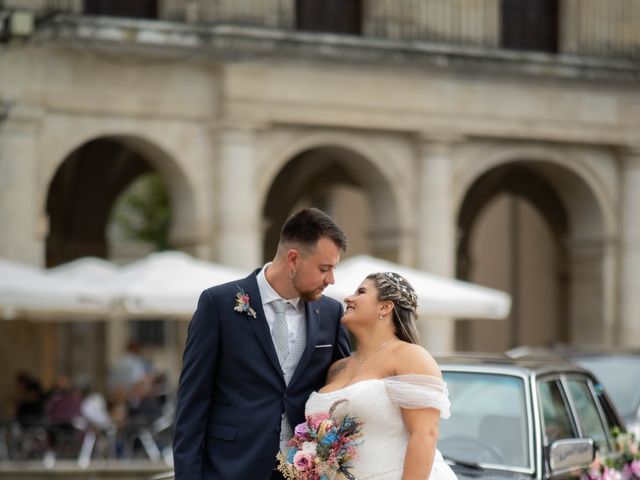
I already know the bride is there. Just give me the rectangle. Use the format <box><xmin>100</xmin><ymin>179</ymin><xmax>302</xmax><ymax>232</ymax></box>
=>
<box><xmin>305</xmin><ymin>272</ymin><xmax>457</xmax><ymax>480</ymax></box>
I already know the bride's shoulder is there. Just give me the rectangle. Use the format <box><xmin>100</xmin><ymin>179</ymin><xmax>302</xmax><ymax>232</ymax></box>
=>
<box><xmin>390</xmin><ymin>341</ymin><xmax>442</xmax><ymax>379</ymax></box>
<box><xmin>325</xmin><ymin>357</ymin><xmax>350</xmax><ymax>383</ymax></box>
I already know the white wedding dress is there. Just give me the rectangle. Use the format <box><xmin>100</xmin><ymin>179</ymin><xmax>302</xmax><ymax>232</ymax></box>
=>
<box><xmin>305</xmin><ymin>374</ymin><xmax>457</xmax><ymax>480</ymax></box>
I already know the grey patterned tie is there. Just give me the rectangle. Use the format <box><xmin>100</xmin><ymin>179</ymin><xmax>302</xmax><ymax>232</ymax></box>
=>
<box><xmin>271</xmin><ymin>299</ymin><xmax>290</xmax><ymax>365</ymax></box>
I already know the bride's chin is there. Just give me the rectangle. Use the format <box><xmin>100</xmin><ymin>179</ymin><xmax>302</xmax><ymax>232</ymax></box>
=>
<box><xmin>341</xmin><ymin>312</ymin><xmax>358</xmax><ymax>326</ymax></box>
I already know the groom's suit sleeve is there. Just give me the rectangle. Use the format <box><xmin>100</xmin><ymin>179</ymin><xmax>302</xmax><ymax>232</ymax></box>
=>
<box><xmin>173</xmin><ymin>289</ymin><xmax>219</xmax><ymax>480</ymax></box>
<box><xmin>332</xmin><ymin>303</ymin><xmax>351</xmax><ymax>362</ymax></box>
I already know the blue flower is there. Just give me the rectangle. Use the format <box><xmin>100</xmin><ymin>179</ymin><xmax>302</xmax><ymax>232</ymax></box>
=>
<box><xmin>321</xmin><ymin>432</ymin><xmax>338</xmax><ymax>445</ymax></box>
<box><xmin>287</xmin><ymin>448</ymin><xmax>296</xmax><ymax>464</ymax></box>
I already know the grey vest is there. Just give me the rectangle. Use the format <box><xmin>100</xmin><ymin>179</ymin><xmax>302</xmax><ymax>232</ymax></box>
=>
<box><xmin>277</xmin><ymin>312</ymin><xmax>307</xmax><ymax>451</ymax></box>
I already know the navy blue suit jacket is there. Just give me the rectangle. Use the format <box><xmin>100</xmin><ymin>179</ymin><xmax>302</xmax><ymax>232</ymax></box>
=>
<box><xmin>173</xmin><ymin>270</ymin><xmax>351</xmax><ymax>480</ymax></box>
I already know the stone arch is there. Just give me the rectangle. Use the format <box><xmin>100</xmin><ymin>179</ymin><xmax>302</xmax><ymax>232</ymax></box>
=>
<box><xmin>258</xmin><ymin>131</ymin><xmax>411</xmax><ymax>262</ymax></box>
<box><xmin>454</xmin><ymin>145</ymin><xmax>616</xmax><ymax>238</ymax></box>
<box><xmin>455</xmin><ymin>144</ymin><xmax>614</xmax><ymax>350</ymax></box>
<box><xmin>44</xmin><ymin>133</ymin><xmax>199</xmax><ymax>265</ymax></box>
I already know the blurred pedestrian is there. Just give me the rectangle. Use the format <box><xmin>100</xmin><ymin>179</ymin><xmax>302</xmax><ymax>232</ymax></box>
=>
<box><xmin>13</xmin><ymin>372</ymin><xmax>44</xmax><ymax>426</ymax></box>
<box><xmin>108</xmin><ymin>341</ymin><xmax>151</xmax><ymax>393</ymax></box>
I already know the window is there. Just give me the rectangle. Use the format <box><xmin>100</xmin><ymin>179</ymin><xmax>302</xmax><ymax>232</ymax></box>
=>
<box><xmin>566</xmin><ymin>378</ymin><xmax>611</xmax><ymax>451</ymax></box>
<box><xmin>84</xmin><ymin>0</ymin><xmax>158</xmax><ymax>19</ymax></box>
<box><xmin>501</xmin><ymin>0</ymin><xmax>558</xmax><ymax>53</ymax></box>
<box><xmin>296</xmin><ymin>0</ymin><xmax>361</xmax><ymax>35</ymax></box>
<box><xmin>538</xmin><ymin>379</ymin><xmax>576</xmax><ymax>444</ymax></box>
<box><xmin>440</xmin><ymin>372</ymin><xmax>530</xmax><ymax>468</ymax></box>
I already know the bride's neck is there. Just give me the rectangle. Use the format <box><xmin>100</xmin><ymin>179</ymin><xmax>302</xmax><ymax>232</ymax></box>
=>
<box><xmin>351</xmin><ymin>327</ymin><xmax>398</xmax><ymax>356</ymax></box>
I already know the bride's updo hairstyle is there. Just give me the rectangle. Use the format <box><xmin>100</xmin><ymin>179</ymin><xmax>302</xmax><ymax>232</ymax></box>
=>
<box><xmin>366</xmin><ymin>272</ymin><xmax>420</xmax><ymax>344</ymax></box>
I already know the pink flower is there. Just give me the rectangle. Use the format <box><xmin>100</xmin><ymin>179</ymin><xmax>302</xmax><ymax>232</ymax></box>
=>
<box><xmin>307</xmin><ymin>412</ymin><xmax>330</xmax><ymax>431</ymax></box>
<box><xmin>631</xmin><ymin>460</ymin><xmax>640</xmax><ymax>477</ymax></box>
<box><xmin>603</xmin><ymin>467</ymin><xmax>623</xmax><ymax>480</ymax></box>
<box><xmin>293</xmin><ymin>451</ymin><xmax>315</xmax><ymax>471</ymax></box>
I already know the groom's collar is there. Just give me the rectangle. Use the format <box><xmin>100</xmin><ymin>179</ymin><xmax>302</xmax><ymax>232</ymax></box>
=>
<box><xmin>256</xmin><ymin>263</ymin><xmax>303</xmax><ymax>312</ymax></box>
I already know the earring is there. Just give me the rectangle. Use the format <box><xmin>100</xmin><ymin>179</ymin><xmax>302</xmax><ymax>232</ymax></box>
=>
<box><xmin>379</xmin><ymin>314</ymin><xmax>383</xmax><ymax>320</ymax></box>
<box><xmin>289</xmin><ymin>269</ymin><xmax>296</xmax><ymax>279</ymax></box>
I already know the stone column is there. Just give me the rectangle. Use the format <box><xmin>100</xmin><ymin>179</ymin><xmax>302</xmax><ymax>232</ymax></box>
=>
<box><xmin>415</xmin><ymin>134</ymin><xmax>460</xmax><ymax>353</ymax></box>
<box><xmin>214</xmin><ymin>125</ymin><xmax>263</xmax><ymax>269</ymax></box>
<box><xmin>565</xmin><ymin>238</ymin><xmax>606</xmax><ymax>345</ymax></box>
<box><xmin>619</xmin><ymin>146</ymin><xmax>640</xmax><ymax>346</ymax></box>
<box><xmin>0</xmin><ymin>104</ymin><xmax>45</xmax><ymax>265</ymax></box>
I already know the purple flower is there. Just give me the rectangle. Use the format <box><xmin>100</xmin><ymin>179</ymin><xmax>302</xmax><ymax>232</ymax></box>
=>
<box><xmin>295</xmin><ymin>422</ymin><xmax>310</xmax><ymax>437</ymax></box>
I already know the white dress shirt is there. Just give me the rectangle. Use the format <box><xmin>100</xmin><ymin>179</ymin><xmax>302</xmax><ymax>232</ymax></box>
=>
<box><xmin>256</xmin><ymin>263</ymin><xmax>305</xmax><ymax>352</ymax></box>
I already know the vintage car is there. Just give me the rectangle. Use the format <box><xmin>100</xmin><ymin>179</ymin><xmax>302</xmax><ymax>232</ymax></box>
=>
<box><xmin>506</xmin><ymin>346</ymin><xmax>640</xmax><ymax>440</ymax></box>
<box><xmin>437</xmin><ymin>355</ymin><xmax>625</xmax><ymax>480</ymax></box>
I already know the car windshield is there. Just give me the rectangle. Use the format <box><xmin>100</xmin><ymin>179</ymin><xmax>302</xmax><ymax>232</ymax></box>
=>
<box><xmin>439</xmin><ymin>371</ymin><xmax>530</xmax><ymax>470</ymax></box>
<box><xmin>571</xmin><ymin>356</ymin><xmax>640</xmax><ymax>418</ymax></box>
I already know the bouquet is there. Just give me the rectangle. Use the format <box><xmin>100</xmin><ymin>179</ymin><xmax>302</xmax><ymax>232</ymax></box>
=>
<box><xmin>277</xmin><ymin>400</ymin><xmax>363</xmax><ymax>480</ymax></box>
<box><xmin>580</xmin><ymin>428</ymin><xmax>640</xmax><ymax>480</ymax></box>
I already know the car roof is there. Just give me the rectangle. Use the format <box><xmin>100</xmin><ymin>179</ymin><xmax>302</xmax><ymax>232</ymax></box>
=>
<box><xmin>436</xmin><ymin>352</ymin><xmax>592</xmax><ymax>377</ymax></box>
<box><xmin>505</xmin><ymin>345</ymin><xmax>640</xmax><ymax>360</ymax></box>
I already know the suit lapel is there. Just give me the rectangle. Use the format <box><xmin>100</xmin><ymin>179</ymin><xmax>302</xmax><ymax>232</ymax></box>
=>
<box><xmin>240</xmin><ymin>271</ymin><xmax>285</xmax><ymax>381</ymax></box>
<box><xmin>289</xmin><ymin>300</ymin><xmax>320</xmax><ymax>387</ymax></box>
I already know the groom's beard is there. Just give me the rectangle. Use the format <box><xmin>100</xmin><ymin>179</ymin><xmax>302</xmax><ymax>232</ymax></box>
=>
<box><xmin>293</xmin><ymin>278</ymin><xmax>325</xmax><ymax>302</ymax></box>
<box><xmin>300</xmin><ymin>290</ymin><xmax>322</xmax><ymax>302</ymax></box>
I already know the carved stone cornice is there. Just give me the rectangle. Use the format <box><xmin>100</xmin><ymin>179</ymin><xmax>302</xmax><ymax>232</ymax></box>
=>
<box><xmin>415</xmin><ymin>131</ymin><xmax>466</xmax><ymax>157</ymax></box>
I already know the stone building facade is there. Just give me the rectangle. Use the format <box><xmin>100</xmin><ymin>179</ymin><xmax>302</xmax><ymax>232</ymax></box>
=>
<box><xmin>0</xmin><ymin>0</ymin><xmax>639</xmax><ymax>408</ymax></box>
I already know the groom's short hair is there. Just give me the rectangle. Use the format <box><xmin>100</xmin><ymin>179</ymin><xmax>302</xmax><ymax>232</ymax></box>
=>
<box><xmin>279</xmin><ymin>208</ymin><xmax>347</xmax><ymax>253</ymax></box>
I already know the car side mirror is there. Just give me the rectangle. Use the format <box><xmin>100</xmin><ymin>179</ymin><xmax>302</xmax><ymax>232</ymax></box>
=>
<box><xmin>549</xmin><ymin>438</ymin><xmax>595</xmax><ymax>475</ymax></box>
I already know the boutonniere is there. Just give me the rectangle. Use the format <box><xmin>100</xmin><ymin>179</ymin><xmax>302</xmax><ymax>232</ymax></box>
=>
<box><xmin>234</xmin><ymin>287</ymin><xmax>256</xmax><ymax>318</ymax></box>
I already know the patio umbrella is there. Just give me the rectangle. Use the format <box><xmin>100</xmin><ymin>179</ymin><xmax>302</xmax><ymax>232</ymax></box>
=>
<box><xmin>0</xmin><ymin>258</ymin><xmax>109</xmax><ymax>320</ymax></box>
<box><xmin>47</xmin><ymin>256</ymin><xmax>120</xmax><ymax>285</ymax></box>
<box><xmin>324</xmin><ymin>255</ymin><xmax>511</xmax><ymax>319</ymax></box>
<box><xmin>106</xmin><ymin>251</ymin><xmax>246</xmax><ymax>318</ymax></box>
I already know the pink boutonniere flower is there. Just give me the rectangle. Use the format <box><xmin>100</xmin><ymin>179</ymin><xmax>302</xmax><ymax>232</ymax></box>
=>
<box><xmin>234</xmin><ymin>287</ymin><xmax>256</xmax><ymax>318</ymax></box>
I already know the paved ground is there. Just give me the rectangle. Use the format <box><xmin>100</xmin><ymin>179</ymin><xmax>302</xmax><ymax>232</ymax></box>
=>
<box><xmin>0</xmin><ymin>460</ymin><xmax>171</xmax><ymax>479</ymax></box>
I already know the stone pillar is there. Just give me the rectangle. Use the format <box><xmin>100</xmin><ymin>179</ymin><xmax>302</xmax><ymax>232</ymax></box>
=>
<box><xmin>215</xmin><ymin>125</ymin><xmax>263</xmax><ymax>270</ymax></box>
<box><xmin>0</xmin><ymin>104</ymin><xmax>45</xmax><ymax>265</ymax></box>
<box><xmin>601</xmin><ymin>237</ymin><xmax>618</xmax><ymax>346</ymax></box>
<box><xmin>619</xmin><ymin>147</ymin><xmax>640</xmax><ymax>347</ymax></box>
<box><xmin>415</xmin><ymin>134</ymin><xmax>460</xmax><ymax>353</ymax></box>
<box><xmin>106</xmin><ymin>316</ymin><xmax>128</xmax><ymax>374</ymax></box>
<box><xmin>565</xmin><ymin>238</ymin><xmax>605</xmax><ymax>345</ymax></box>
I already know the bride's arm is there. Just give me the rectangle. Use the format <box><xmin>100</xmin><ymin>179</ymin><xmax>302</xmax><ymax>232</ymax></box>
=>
<box><xmin>401</xmin><ymin>407</ymin><xmax>440</xmax><ymax>480</ymax></box>
<box><xmin>394</xmin><ymin>344</ymin><xmax>443</xmax><ymax>480</ymax></box>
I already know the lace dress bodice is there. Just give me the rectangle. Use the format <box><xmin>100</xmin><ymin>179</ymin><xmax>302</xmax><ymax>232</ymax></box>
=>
<box><xmin>305</xmin><ymin>375</ymin><xmax>457</xmax><ymax>480</ymax></box>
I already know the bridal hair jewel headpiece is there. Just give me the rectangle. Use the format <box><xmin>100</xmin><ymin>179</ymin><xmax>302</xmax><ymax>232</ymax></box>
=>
<box><xmin>382</xmin><ymin>272</ymin><xmax>418</xmax><ymax>307</ymax></box>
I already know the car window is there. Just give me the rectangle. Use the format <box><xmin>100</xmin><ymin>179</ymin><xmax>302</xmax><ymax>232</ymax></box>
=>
<box><xmin>440</xmin><ymin>372</ymin><xmax>530</xmax><ymax>469</ymax></box>
<box><xmin>572</xmin><ymin>356</ymin><xmax>640</xmax><ymax>419</ymax></box>
<box><xmin>538</xmin><ymin>379</ymin><xmax>576</xmax><ymax>445</ymax></box>
<box><xmin>566</xmin><ymin>378</ymin><xmax>611</xmax><ymax>451</ymax></box>
<box><xmin>591</xmin><ymin>382</ymin><xmax>623</xmax><ymax>432</ymax></box>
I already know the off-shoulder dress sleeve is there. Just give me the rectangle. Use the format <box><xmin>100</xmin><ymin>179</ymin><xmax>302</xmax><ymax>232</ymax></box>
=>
<box><xmin>383</xmin><ymin>374</ymin><xmax>451</xmax><ymax>419</ymax></box>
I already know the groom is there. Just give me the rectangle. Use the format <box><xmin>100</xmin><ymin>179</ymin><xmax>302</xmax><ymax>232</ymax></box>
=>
<box><xmin>173</xmin><ymin>208</ymin><xmax>351</xmax><ymax>480</ymax></box>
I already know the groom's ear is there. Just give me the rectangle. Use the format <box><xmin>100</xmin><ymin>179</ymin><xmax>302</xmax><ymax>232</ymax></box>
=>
<box><xmin>286</xmin><ymin>248</ymin><xmax>300</xmax><ymax>268</ymax></box>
